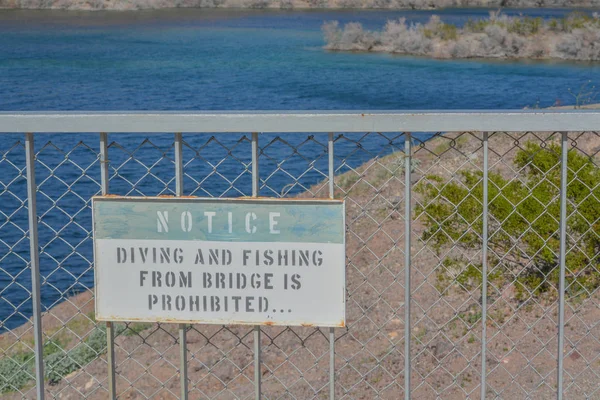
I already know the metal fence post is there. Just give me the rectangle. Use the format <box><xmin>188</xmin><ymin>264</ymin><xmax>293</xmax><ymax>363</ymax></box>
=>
<box><xmin>174</xmin><ymin>132</ymin><xmax>189</xmax><ymax>400</ymax></box>
<box><xmin>328</xmin><ymin>132</ymin><xmax>336</xmax><ymax>400</ymax></box>
<box><xmin>480</xmin><ymin>132</ymin><xmax>489</xmax><ymax>400</ymax></box>
<box><xmin>175</xmin><ymin>133</ymin><xmax>184</xmax><ymax>196</ymax></box>
<box><xmin>100</xmin><ymin>132</ymin><xmax>109</xmax><ymax>196</ymax></box>
<box><xmin>105</xmin><ymin>322</ymin><xmax>116</xmax><ymax>399</ymax></box>
<box><xmin>252</xmin><ymin>132</ymin><xmax>262</xmax><ymax>400</ymax></box>
<box><xmin>252</xmin><ymin>132</ymin><xmax>259</xmax><ymax>197</ymax></box>
<box><xmin>100</xmin><ymin>132</ymin><xmax>117</xmax><ymax>400</ymax></box>
<box><xmin>25</xmin><ymin>132</ymin><xmax>45</xmax><ymax>400</ymax></box>
<box><xmin>557</xmin><ymin>131</ymin><xmax>568</xmax><ymax>400</ymax></box>
<box><xmin>404</xmin><ymin>133</ymin><xmax>412</xmax><ymax>400</ymax></box>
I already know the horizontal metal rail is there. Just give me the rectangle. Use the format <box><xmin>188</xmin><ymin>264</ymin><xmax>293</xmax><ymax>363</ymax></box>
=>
<box><xmin>0</xmin><ymin>110</ymin><xmax>599</xmax><ymax>132</ymax></box>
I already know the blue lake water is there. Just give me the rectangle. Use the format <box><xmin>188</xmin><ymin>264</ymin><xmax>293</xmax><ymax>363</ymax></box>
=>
<box><xmin>1</xmin><ymin>7</ymin><xmax>599</xmax><ymax>330</ymax></box>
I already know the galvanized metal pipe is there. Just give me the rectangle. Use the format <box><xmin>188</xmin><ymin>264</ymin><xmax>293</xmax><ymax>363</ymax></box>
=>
<box><xmin>178</xmin><ymin>325</ymin><xmax>188</xmax><ymax>400</ymax></box>
<box><xmin>254</xmin><ymin>326</ymin><xmax>262</xmax><ymax>400</ymax></box>
<box><xmin>404</xmin><ymin>133</ymin><xmax>412</xmax><ymax>400</ymax></box>
<box><xmin>105</xmin><ymin>321</ymin><xmax>117</xmax><ymax>400</ymax></box>
<box><xmin>328</xmin><ymin>132</ymin><xmax>335</xmax><ymax>199</ymax></box>
<box><xmin>174</xmin><ymin>132</ymin><xmax>189</xmax><ymax>400</ymax></box>
<box><xmin>174</xmin><ymin>132</ymin><xmax>184</xmax><ymax>197</ymax></box>
<box><xmin>25</xmin><ymin>132</ymin><xmax>45</xmax><ymax>400</ymax></box>
<box><xmin>252</xmin><ymin>132</ymin><xmax>259</xmax><ymax>197</ymax></box>
<box><xmin>2</xmin><ymin>110</ymin><xmax>600</xmax><ymax>133</ymax></box>
<box><xmin>252</xmin><ymin>132</ymin><xmax>262</xmax><ymax>400</ymax></box>
<box><xmin>100</xmin><ymin>132</ymin><xmax>109</xmax><ymax>196</ymax></box>
<box><xmin>328</xmin><ymin>132</ymin><xmax>335</xmax><ymax>400</ymax></box>
<box><xmin>329</xmin><ymin>329</ymin><xmax>335</xmax><ymax>399</ymax></box>
<box><xmin>557</xmin><ymin>131</ymin><xmax>568</xmax><ymax>400</ymax></box>
<box><xmin>100</xmin><ymin>132</ymin><xmax>117</xmax><ymax>400</ymax></box>
<box><xmin>480</xmin><ymin>132</ymin><xmax>489</xmax><ymax>400</ymax></box>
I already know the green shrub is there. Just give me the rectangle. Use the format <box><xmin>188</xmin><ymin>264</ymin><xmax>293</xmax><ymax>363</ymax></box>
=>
<box><xmin>422</xmin><ymin>23</ymin><xmax>457</xmax><ymax>40</ymax></box>
<box><xmin>43</xmin><ymin>339</ymin><xmax>66</xmax><ymax>357</ymax></box>
<box><xmin>562</xmin><ymin>12</ymin><xmax>594</xmax><ymax>31</ymax></box>
<box><xmin>0</xmin><ymin>353</ymin><xmax>35</xmax><ymax>393</ymax></box>
<box><xmin>0</xmin><ymin>338</ymin><xmax>72</xmax><ymax>393</ymax></box>
<box><xmin>416</xmin><ymin>141</ymin><xmax>600</xmax><ymax>301</ymax></box>
<box><xmin>548</xmin><ymin>19</ymin><xmax>560</xmax><ymax>32</ymax></box>
<box><xmin>439</xmin><ymin>24</ymin><xmax>458</xmax><ymax>40</ymax></box>
<box><xmin>337</xmin><ymin>172</ymin><xmax>360</xmax><ymax>190</ymax></box>
<box><xmin>45</xmin><ymin>352</ymin><xmax>80</xmax><ymax>385</ymax></box>
<box><xmin>507</xmin><ymin>17</ymin><xmax>543</xmax><ymax>35</ymax></box>
<box><xmin>45</xmin><ymin>324</ymin><xmax>125</xmax><ymax>385</ymax></box>
<box><xmin>464</xmin><ymin>18</ymin><xmax>488</xmax><ymax>33</ymax></box>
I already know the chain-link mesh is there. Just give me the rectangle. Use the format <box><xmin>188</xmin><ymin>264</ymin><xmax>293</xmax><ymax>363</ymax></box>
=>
<box><xmin>0</xmin><ymin>140</ymin><xmax>36</xmax><ymax>398</ymax></box>
<box><xmin>1</xmin><ymin>129</ymin><xmax>599</xmax><ymax>399</ymax></box>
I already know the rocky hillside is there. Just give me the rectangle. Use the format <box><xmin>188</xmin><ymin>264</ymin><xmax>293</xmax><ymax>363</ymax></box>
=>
<box><xmin>2</xmin><ymin>0</ymin><xmax>600</xmax><ymax>10</ymax></box>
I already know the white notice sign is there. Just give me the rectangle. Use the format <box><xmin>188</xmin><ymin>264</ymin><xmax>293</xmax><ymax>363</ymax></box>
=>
<box><xmin>92</xmin><ymin>197</ymin><xmax>346</xmax><ymax>327</ymax></box>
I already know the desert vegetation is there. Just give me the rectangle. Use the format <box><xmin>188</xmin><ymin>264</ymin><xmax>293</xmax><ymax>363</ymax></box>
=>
<box><xmin>323</xmin><ymin>11</ymin><xmax>600</xmax><ymax>60</ymax></box>
<box><xmin>416</xmin><ymin>141</ymin><xmax>600</xmax><ymax>302</ymax></box>
<box><xmin>0</xmin><ymin>315</ymin><xmax>154</xmax><ymax>394</ymax></box>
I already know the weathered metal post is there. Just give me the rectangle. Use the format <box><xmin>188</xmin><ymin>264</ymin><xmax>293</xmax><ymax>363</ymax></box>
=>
<box><xmin>557</xmin><ymin>131</ymin><xmax>568</xmax><ymax>400</ymax></box>
<box><xmin>404</xmin><ymin>132</ymin><xmax>412</xmax><ymax>400</ymax></box>
<box><xmin>174</xmin><ymin>132</ymin><xmax>189</xmax><ymax>400</ymax></box>
<box><xmin>25</xmin><ymin>132</ymin><xmax>45</xmax><ymax>400</ymax></box>
<box><xmin>252</xmin><ymin>132</ymin><xmax>262</xmax><ymax>400</ymax></box>
<box><xmin>100</xmin><ymin>132</ymin><xmax>117</xmax><ymax>400</ymax></box>
<box><xmin>328</xmin><ymin>132</ymin><xmax>336</xmax><ymax>400</ymax></box>
<box><xmin>480</xmin><ymin>132</ymin><xmax>489</xmax><ymax>400</ymax></box>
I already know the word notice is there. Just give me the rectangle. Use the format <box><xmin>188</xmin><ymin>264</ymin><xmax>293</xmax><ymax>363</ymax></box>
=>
<box><xmin>92</xmin><ymin>196</ymin><xmax>345</xmax><ymax>327</ymax></box>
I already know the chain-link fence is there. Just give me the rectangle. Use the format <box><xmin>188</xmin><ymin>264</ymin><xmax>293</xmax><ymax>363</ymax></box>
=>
<box><xmin>0</xmin><ymin>112</ymin><xmax>599</xmax><ymax>399</ymax></box>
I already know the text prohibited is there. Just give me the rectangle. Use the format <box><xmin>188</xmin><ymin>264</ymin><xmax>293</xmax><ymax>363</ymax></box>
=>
<box><xmin>92</xmin><ymin>197</ymin><xmax>346</xmax><ymax>327</ymax></box>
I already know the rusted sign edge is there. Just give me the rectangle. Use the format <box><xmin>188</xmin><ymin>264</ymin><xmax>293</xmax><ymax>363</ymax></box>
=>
<box><xmin>94</xmin><ymin>313</ymin><xmax>346</xmax><ymax>328</ymax></box>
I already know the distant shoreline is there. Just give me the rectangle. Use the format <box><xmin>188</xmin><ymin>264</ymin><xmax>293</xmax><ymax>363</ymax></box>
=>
<box><xmin>2</xmin><ymin>1</ymin><xmax>600</xmax><ymax>11</ymax></box>
<box><xmin>324</xmin><ymin>12</ymin><xmax>600</xmax><ymax>61</ymax></box>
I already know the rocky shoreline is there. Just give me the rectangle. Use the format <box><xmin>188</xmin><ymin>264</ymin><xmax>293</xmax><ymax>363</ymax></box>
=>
<box><xmin>2</xmin><ymin>0</ymin><xmax>600</xmax><ymax>10</ymax></box>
